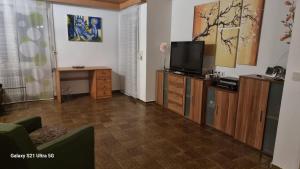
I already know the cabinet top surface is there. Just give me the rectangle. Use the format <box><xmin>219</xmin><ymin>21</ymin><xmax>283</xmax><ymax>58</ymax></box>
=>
<box><xmin>240</xmin><ymin>74</ymin><xmax>284</xmax><ymax>83</ymax></box>
<box><xmin>57</xmin><ymin>66</ymin><xmax>111</xmax><ymax>72</ymax></box>
<box><xmin>160</xmin><ymin>70</ymin><xmax>207</xmax><ymax>80</ymax></box>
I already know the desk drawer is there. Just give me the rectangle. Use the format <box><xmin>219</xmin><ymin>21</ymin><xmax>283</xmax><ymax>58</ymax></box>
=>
<box><xmin>97</xmin><ymin>90</ymin><xmax>112</xmax><ymax>98</ymax></box>
<box><xmin>96</xmin><ymin>79</ymin><xmax>112</xmax><ymax>98</ymax></box>
<box><xmin>97</xmin><ymin>80</ymin><xmax>112</xmax><ymax>89</ymax></box>
<box><xmin>97</xmin><ymin>70</ymin><xmax>111</xmax><ymax>79</ymax></box>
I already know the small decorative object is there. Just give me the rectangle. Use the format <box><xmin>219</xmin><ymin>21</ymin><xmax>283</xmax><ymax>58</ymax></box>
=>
<box><xmin>280</xmin><ymin>0</ymin><xmax>296</xmax><ymax>44</ymax></box>
<box><xmin>266</xmin><ymin>67</ymin><xmax>275</xmax><ymax>75</ymax></box>
<box><xmin>159</xmin><ymin>42</ymin><xmax>170</xmax><ymax>70</ymax></box>
<box><xmin>265</xmin><ymin>66</ymin><xmax>286</xmax><ymax>80</ymax></box>
<box><xmin>72</xmin><ymin>65</ymin><xmax>85</xmax><ymax>69</ymax></box>
<box><xmin>273</xmin><ymin>66</ymin><xmax>286</xmax><ymax>81</ymax></box>
<box><xmin>67</xmin><ymin>14</ymin><xmax>103</xmax><ymax>42</ymax></box>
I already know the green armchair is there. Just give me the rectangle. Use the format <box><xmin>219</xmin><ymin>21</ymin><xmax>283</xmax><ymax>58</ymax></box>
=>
<box><xmin>0</xmin><ymin>116</ymin><xmax>95</xmax><ymax>169</ymax></box>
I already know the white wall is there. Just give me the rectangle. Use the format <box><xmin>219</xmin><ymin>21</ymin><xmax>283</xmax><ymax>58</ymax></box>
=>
<box><xmin>171</xmin><ymin>0</ymin><xmax>290</xmax><ymax>77</ymax></box>
<box><xmin>171</xmin><ymin>0</ymin><xmax>209</xmax><ymax>41</ymax></box>
<box><xmin>146</xmin><ymin>0</ymin><xmax>172</xmax><ymax>102</ymax></box>
<box><xmin>137</xmin><ymin>3</ymin><xmax>147</xmax><ymax>101</ymax></box>
<box><xmin>53</xmin><ymin>4</ymin><xmax>120</xmax><ymax>93</ymax></box>
<box><xmin>272</xmin><ymin>2</ymin><xmax>300</xmax><ymax>168</ymax></box>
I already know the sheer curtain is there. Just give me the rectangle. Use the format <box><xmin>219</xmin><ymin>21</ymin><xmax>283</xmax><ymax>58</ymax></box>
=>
<box><xmin>0</xmin><ymin>0</ymin><xmax>54</xmax><ymax>103</ymax></box>
<box><xmin>119</xmin><ymin>6</ymin><xmax>139</xmax><ymax>98</ymax></box>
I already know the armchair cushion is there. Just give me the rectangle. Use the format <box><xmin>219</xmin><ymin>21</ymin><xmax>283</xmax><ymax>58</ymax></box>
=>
<box><xmin>14</xmin><ymin>116</ymin><xmax>42</xmax><ymax>133</ymax></box>
<box><xmin>29</xmin><ymin>126</ymin><xmax>67</xmax><ymax>146</ymax></box>
<box><xmin>38</xmin><ymin>125</ymin><xmax>95</xmax><ymax>169</ymax></box>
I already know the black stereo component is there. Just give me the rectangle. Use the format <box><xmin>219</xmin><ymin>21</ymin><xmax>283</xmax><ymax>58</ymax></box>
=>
<box><xmin>216</xmin><ymin>77</ymin><xmax>239</xmax><ymax>91</ymax></box>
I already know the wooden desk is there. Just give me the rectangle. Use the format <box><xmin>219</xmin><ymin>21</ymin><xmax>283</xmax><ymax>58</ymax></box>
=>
<box><xmin>56</xmin><ymin>66</ymin><xmax>112</xmax><ymax>103</ymax></box>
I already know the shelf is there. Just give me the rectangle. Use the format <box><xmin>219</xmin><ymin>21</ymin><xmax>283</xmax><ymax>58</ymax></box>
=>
<box><xmin>60</xmin><ymin>77</ymin><xmax>89</xmax><ymax>81</ymax></box>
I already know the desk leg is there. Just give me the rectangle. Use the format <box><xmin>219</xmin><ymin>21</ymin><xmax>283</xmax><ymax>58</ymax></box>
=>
<box><xmin>56</xmin><ymin>70</ymin><xmax>62</xmax><ymax>104</ymax></box>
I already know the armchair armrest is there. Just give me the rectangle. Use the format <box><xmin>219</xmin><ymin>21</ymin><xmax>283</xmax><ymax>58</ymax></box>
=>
<box><xmin>37</xmin><ymin>125</ymin><xmax>95</xmax><ymax>169</ymax></box>
<box><xmin>14</xmin><ymin>116</ymin><xmax>42</xmax><ymax>133</ymax></box>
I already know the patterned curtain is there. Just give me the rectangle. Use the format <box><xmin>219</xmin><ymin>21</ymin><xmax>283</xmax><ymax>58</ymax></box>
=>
<box><xmin>0</xmin><ymin>0</ymin><xmax>54</xmax><ymax>103</ymax></box>
<box><xmin>119</xmin><ymin>6</ymin><xmax>139</xmax><ymax>98</ymax></box>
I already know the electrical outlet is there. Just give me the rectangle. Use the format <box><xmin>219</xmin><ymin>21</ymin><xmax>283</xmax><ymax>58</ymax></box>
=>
<box><xmin>292</xmin><ymin>72</ymin><xmax>300</xmax><ymax>81</ymax></box>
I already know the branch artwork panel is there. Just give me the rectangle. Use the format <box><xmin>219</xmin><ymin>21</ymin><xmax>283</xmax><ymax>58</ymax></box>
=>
<box><xmin>216</xmin><ymin>0</ymin><xmax>242</xmax><ymax>67</ymax></box>
<box><xmin>218</xmin><ymin>0</ymin><xmax>243</xmax><ymax>28</ymax></box>
<box><xmin>193</xmin><ymin>2</ymin><xmax>220</xmax><ymax>44</ymax></box>
<box><xmin>237</xmin><ymin>0</ymin><xmax>265</xmax><ymax>65</ymax></box>
<box><xmin>216</xmin><ymin>28</ymin><xmax>240</xmax><ymax>67</ymax></box>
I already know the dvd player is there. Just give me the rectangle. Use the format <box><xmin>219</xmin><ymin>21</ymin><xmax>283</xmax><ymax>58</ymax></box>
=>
<box><xmin>216</xmin><ymin>77</ymin><xmax>239</xmax><ymax>91</ymax></box>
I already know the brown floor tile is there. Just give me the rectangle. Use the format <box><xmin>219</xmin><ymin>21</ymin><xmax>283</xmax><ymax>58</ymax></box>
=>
<box><xmin>0</xmin><ymin>94</ymin><xmax>273</xmax><ymax>169</ymax></box>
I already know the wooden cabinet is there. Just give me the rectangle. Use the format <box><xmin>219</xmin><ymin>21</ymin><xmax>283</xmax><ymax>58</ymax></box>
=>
<box><xmin>214</xmin><ymin>89</ymin><xmax>238</xmax><ymax>136</ymax></box>
<box><xmin>262</xmin><ymin>81</ymin><xmax>284</xmax><ymax>155</ymax></box>
<box><xmin>235</xmin><ymin>76</ymin><xmax>270</xmax><ymax>150</ymax></box>
<box><xmin>95</xmin><ymin>69</ymin><xmax>112</xmax><ymax>99</ymax></box>
<box><xmin>156</xmin><ymin>70</ymin><xmax>164</xmax><ymax>106</ymax></box>
<box><xmin>205</xmin><ymin>75</ymin><xmax>284</xmax><ymax>153</ymax></box>
<box><xmin>155</xmin><ymin>71</ymin><xmax>284</xmax><ymax>153</ymax></box>
<box><xmin>205</xmin><ymin>87</ymin><xmax>238</xmax><ymax>136</ymax></box>
<box><xmin>167</xmin><ymin>73</ymin><xmax>186</xmax><ymax>116</ymax></box>
<box><xmin>155</xmin><ymin>70</ymin><xmax>208</xmax><ymax>124</ymax></box>
<box><xmin>188</xmin><ymin>78</ymin><xmax>204</xmax><ymax>124</ymax></box>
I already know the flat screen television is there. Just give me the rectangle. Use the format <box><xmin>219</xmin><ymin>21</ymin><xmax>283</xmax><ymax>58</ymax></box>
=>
<box><xmin>170</xmin><ymin>41</ymin><xmax>205</xmax><ymax>75</ymax></box>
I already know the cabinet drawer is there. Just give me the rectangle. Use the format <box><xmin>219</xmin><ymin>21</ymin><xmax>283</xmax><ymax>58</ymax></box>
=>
<box><xmin>168</xmin><ymin>101</ymin><xmax>184</xmax><ymax>115</ymax></box>
<box><xmin>96</xmin><ymin>78</ymin><xmax>112</xmax><ymax>98</ymax></box>
<box><xmin>96</xmin><ymin>70</ymin><xmax>111</xmax><ymax>79</ymax></box>
<box><xmin>97</xmin><ymin>80</ymin><xmax>112</xmax><ymax>89</ymax></box>
<box><xmin>97</xmin><ymin>90</ymin><xmax>112</xmax><ymax>98</ymax></box>
<box><xmin>168</xmin><ymin>74</ymin><xmax>184</xmax><ymax>84</ymax></box>
<box><xmin>168</xmin><ymin>85</ymin><xmax>184</xmax><ymax>95</ymax></box>
<box><xmin>168</xmin><ymin>92</ymin><xmax>184</xmax><ymax>105</ymax></box>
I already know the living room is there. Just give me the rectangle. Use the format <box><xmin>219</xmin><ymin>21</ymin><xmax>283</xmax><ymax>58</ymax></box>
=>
<box><xmin>0</xmin><ymin>0</ymin><xmax>300</xmax><ymax>169</ymax></box>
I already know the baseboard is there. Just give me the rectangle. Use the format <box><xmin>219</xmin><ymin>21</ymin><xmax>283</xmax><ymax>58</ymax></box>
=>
<box><xmin>54</xmin><ymin>91</ymin><xmax>156</xmax><ymax>105</ymax></box>
<box><xmin>112</xmin><ymin>90</ymin><xmax>121</xmax><ymax>94</ymax></box>
<box><xmin>53</xmin><ymin>90</ymin><xmax>122</xmax><ymax>99</ymax></box>
<box><xmin>135</xmin><ymin>99</ymin><xmax>155</xmax><ymax>105</ymax></box>
<box><xmin>270</xmin><ymin>163</ymin><xmax>282</xmax><ymax>169</ymax></box>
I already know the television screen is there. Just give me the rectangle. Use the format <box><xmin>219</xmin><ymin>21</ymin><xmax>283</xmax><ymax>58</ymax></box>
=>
<box><xmin>170</xmin><ymin>41</ymin><xmax>205</xmax><ymax>75</ymax></box>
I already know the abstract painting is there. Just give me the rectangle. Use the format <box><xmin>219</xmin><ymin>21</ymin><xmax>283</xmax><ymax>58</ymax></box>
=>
<box><xmin>215</xmin><ymin>28</ymin><xmax>239</xmax><ymax>67</ymax></box>
<box><xmin>193</xmin><ymin>2</ymin><xmax>220</xmax><ymax>44</ymax></box>
<box><xmin>237</xmin><ymin>0</ymin><xmax>265</xmax><ymax>65</ymax></box>
<box><xmin>193</xmin><ymin>0</ymin><xmax>265</xmax><ymax>67</ymax></box>
<box><xmin>67</xmin><ymin>14</ymin><xmax>103</xmax><ymax>42</ymax></box>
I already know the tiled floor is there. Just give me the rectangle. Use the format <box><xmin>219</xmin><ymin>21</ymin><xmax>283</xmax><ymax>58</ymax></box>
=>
<box><xmin>0</xmin><ymin>93</ymin><xmax>277</xmax><ymax>169</ymax></box>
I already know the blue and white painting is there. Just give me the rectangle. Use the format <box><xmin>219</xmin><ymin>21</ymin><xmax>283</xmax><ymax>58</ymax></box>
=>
<box><xmin>67</xmin><ymin>14</ymin><xmax>103</xmax><ymax>42</ymax></box>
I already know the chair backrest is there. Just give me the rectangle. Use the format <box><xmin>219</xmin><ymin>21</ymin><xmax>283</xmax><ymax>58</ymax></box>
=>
<box><xmin>0</xmin><ymin>123</ymin><xmax>37</xmax><ymax>169</ymax></box>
